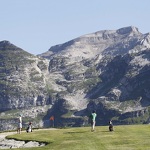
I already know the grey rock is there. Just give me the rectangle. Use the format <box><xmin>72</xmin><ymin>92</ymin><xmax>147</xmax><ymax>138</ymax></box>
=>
<box><xmin>0</xmin><ymin>26</ymin><xmax>150</xmax><ymax>130</ymax></box>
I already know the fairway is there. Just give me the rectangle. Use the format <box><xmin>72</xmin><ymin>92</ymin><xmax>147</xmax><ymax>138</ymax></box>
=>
<box><xmin>6</xmin><ymin>125</ymin><xmax>150</xmax><ymax>150</ymax></box>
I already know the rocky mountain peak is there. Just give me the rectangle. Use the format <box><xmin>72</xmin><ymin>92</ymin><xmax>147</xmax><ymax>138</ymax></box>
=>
<box><xmin>0</xmin><ymin>40</ymin><xmax>10</xmax><ymax>44</ymax></box>
<box><xmin>0</xmin><ymin>40</ymin><xmax>23</xmax><ymax>53</ymax></box>
<box><xmin>0</xmin><ymin>40</ymin><xmax>17</xmax><ymax>48</ymax></box>
<box><xmin>0</xmin><ymin>40</ymin><xmax>11</xmax><ymax>48</ymax></box>
<box><xmin>140</xmin><ymin>33</ymin><xmax>150</xmax><ymax>48</ymax></box>
<box><xmin>40</xmin><ymin>26</ymin><xmax>144</xmax><ymax>64</ymax></box>
<box><xmin>116</xmin><ymin>26</ymin><xmax>140</xmax><ymax>35</ymax></box>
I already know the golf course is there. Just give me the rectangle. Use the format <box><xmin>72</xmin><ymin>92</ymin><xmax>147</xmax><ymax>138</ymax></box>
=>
<box><xmin>4</xmin><ymin>124</ymin><xmax>150</xmax><ymax>150</ymax></box>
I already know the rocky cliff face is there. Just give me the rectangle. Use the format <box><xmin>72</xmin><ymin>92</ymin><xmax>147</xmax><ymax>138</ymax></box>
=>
<box><xmin>0</xmin><ymin>26</ymin><xmax>150</xmax><ymax>131</ymax></box>
<box><xmin>0</xmin><ymin>41</ymin><xmax>51</xmax><ymax>110</ymax></box>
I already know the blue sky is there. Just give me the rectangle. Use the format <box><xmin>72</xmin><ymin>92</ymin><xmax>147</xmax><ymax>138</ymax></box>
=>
<box><xmin>0</xmin><ymin>0</ymin><xmax>150</xmax><ymax>55</ymax></box>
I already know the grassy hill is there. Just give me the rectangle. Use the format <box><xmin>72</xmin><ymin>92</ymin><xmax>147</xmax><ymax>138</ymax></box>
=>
<box><xmin>7</xmin><ymin>125</ymin><xmax>150</xmax><ymax>150</ymax></box>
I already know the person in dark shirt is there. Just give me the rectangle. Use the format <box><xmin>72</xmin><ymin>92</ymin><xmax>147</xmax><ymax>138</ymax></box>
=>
<box><xmin>109</xmin><ymin>120</ymin><xmax>113</xmax><ymax>131</ymax></box>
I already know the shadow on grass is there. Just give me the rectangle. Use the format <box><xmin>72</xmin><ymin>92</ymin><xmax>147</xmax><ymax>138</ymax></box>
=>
<box><xmin>63</xmin><ymin>130</ymin><xmax>113</xmax><ymax>134</ymax></box>
<box><xmin>63</xmin><ymin>131</ymin><xmax>88</xmax><ymax>134</ymax></box>
<box><xmin>100</xmin><ymin>131</ymin><xmax>111</xmax><ymax>132</ymax></box>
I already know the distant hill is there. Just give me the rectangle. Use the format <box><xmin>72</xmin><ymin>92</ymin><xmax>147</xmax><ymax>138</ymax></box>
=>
<box><xmin>0</xmin><ymin>26</ymin><xmax>150</xmax><ymax>131</ymax></box>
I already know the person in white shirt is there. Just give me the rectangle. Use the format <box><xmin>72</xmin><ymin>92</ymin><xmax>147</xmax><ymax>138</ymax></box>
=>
<box><xmin>17</xmin><ymin>115</ymin><xmax>22</xmax><ymax>134</ymax></box>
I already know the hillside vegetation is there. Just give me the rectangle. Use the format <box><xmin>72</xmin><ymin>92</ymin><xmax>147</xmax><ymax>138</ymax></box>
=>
<box><xmin>7</xmin><ymin>125</ymin><xmax>150</xmax><ymax>150</ymax></box>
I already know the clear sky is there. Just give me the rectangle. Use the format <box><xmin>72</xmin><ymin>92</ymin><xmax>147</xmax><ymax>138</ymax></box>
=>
<box><xmin>0</xmin><ymin>0</ymin><xmax>150</xmax><ymax>55</ymax></box>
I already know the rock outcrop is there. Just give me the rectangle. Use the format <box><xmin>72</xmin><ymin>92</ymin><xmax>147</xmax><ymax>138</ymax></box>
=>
<box><xmin>0</xmin><ymin>26</ymin><xmax>150</xmax><ymax>130</ymax></box>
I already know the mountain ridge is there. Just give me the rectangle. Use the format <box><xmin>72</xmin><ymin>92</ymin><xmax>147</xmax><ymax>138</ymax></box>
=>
<box><xmin>0</xmin><ymin>26</ymin><xmax>150</xmax><ymax>130</ymax></box>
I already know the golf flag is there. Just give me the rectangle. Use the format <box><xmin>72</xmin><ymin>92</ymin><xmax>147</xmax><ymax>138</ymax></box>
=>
<box><xmin>50</xmin><ymin>116</ymin><xmax>54</xmax><ymax>121</ymax></box>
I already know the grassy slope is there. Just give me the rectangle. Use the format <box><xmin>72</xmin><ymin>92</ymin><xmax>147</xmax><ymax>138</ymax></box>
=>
<box><xmin>6</xmin><ymin>125</ymin><xmax>150</xmax><ymax>150</ymax></box>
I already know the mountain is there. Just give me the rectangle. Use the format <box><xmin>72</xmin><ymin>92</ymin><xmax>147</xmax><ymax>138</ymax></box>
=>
<box><xmin>0</xmin><ymin>41</ymin><xmax>51</xmax><ymax>110</ymax></box>
<box><xmin>0</xmin><ymin>41</ymin><xmax>52</xmax><ymax>130</ymax></box>
<box><xmin>0</xmin><ymin>26</ymin><xmax>150</xmax><ymax>131</ymax></box>
<box><xmin>39</xmin><ymin>26</ymin><xmax>150</xmax><ymax>125</ymax></box>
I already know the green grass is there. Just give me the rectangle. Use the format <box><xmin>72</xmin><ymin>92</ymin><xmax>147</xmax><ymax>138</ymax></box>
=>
<box><xmin>6</xmin><ymin>125</ymin><xmax>150</xmax><ymax>150</ymax></box>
